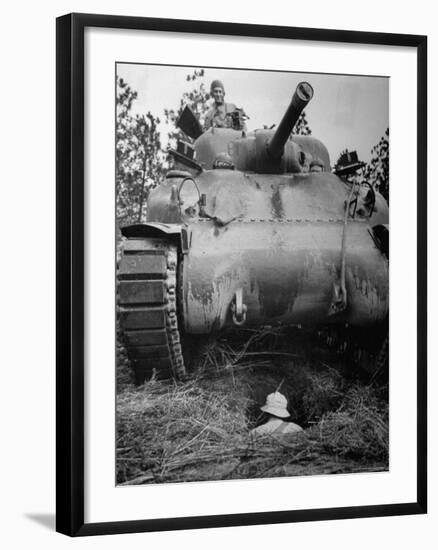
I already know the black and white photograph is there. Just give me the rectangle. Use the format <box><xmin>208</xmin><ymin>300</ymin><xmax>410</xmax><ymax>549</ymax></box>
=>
<box><xmin>116</xmin><ymin>64</ymin><xmax>390</xmax><ymax>485</ymax></box>
<box><xmin>0</xmin><ymin>1</ymin><xmax>431</xmax><ymax>546</ymax></box>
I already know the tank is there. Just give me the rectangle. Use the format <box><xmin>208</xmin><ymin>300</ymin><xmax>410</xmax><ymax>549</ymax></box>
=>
<box><xmin>117</xmin><ymin>82</ymin><xmax>389</xmax><ymax>382</ymax></box>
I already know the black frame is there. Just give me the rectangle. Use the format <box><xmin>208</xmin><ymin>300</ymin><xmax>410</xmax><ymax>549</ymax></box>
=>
<box><xmin>56</xmin><ymin>12</ymin><xmax>427</xmax><ymax>537</ymax></box>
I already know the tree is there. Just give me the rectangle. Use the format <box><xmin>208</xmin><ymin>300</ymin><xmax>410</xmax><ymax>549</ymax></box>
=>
<box><xmin>295</xmin><ymin>111</ymin><xmax>312</xmax><ymax>135</ymax></box>
<box><xmin>116</xmin><ymin>71</ymin><xmax>213</xmax><ymax>227</ymax></box>
<box><xmin>345</xmin><ymin>128</ymin><xmax>389</xmax><ymax>202</ymax></box>
<box><xmin>364</xmin><ymin>128</ymin><xmax>389</xmax><ymax>201</ymax></box>
<box><xmin>116</xmin><ymin>77</ymin><xmax>164</xmax><ymax>225</ymax></box>
<box><xmin>334</xmin><ymin>128</ymin><xmax>389</xmax><ymax>204</ymax></box>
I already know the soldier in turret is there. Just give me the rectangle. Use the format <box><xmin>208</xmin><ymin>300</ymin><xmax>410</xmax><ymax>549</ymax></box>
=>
<box><xmin>204</xmin><ymin>80</ymin><xmax>245</xmax><ymax>130</ymax></box>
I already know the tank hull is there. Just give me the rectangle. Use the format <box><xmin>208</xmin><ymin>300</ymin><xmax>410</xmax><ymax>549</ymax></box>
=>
<box><xmin>183</xmin><ymin>219</ymin><xmax>388</xmax><ymax>333</ymax></box>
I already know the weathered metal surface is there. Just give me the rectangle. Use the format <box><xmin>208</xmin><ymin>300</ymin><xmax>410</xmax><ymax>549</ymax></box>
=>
<box><xmin>192</xmin><ymin>128</ymin><xmax>331</xmax><ymax>174</ymax></box>
<box><xmin>129</xmin><ymin>345</ymin><xmax>173</xmax><ymax>358</ymax></box>
<box><xmin>194</xmin><ymin>128</ymin><xmax>239</xmax><ymax>171</ymax></box>
<box><xmin>118</xmin><ymin>280</ymin><xmax>166</xmax><ymax>305</ymax></box>
<box><xmin>118</xmin><ymin>255</ymin><xmax>167</xmax><ymax>279</ymax></box>
<box><xmin>182</xmin><ymin>220</ymin><xmax>388</xmax><ymax>333</ymax></box>
<box><xmin>123</xmin><ymin>329</ymin><xmax>168</xmax><ymax>347</ymax></box>
<box><xmin>148</xmin><ymin>171</ymin><xmax>388</xmax><ymax>227</ymax></box>
<box><xmin>119</xmin><ymin>307</ymin><xmax>166</xmax><ymax>329</ymax></box>
<box><xmin>145</xmin><ymin>163</ymin><xmax>389</xmax><ymax>337</ymax></box>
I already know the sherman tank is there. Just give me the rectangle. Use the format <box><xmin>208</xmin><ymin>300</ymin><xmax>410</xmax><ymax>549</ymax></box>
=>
<box><xmin>118</xmin><ymin>82</ymin><xmax>389</xmax><ymax>382</ymax></box>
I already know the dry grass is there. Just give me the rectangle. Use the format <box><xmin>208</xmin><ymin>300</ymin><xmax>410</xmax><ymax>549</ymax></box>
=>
<box><xmin>117</xmin><ymin>377</ymin><xmax>252</xmax><ymax>483</ymax></box>
<box><xmin>306</xmin><ymin>385</ymin><xmax>389</xmax><ymax>462</ymax></box>
<box><xmin>116</xmin><ymin>327</ymin><xmax>388</xmax><ymax>484</ymax></box>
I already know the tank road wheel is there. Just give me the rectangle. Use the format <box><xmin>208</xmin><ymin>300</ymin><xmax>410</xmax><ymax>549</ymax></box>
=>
<box><xmin>117</xmin><ymin>238</ymin><xmax>186</xmax><ymax>384</ymax></box>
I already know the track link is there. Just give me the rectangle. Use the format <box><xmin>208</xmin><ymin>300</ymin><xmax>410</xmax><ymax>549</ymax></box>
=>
<box><xmin>117</xmin><ymin>238</ymin><xmax>186</xmax><ymax>383</ymax></box>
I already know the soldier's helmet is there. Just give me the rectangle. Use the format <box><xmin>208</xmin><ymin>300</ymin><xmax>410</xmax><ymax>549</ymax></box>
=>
<box><xmin>210</xmin><ymin>79</ymin><xmax>225</xmax><ymax>94</ymax></box>
<box><xmin>310</xmin><ymin>157</ymin><xmax>324</xmax><ymax>172</ymax></box>
<box><xmin>213</xmin><ymin>152</ymin><xmax>234</xmax><ymax>170</ymax></box>
<box><xmin>260</xmin><ymin>392</ymin><xmax>290</xmax><ymax>418</ymax></box>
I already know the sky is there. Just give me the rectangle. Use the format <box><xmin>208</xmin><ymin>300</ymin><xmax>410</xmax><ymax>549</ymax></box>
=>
<box><xmin>117</xmin><ymin>63</ymin><xmax>389</xmax><ymax>166</ymax></box>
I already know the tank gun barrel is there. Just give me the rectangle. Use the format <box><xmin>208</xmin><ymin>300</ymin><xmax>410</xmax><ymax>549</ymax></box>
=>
<box><xmin>267</xmin><ymin>82</ymin><xmax>314</xmax><ymax>160</ymax></box>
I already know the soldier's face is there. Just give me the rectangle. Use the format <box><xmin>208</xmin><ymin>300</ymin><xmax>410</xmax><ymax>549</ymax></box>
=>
<box><xmin>212</xmin><ymin>87</ymin><xmax>224</xmax><ymax>104</ymax></box>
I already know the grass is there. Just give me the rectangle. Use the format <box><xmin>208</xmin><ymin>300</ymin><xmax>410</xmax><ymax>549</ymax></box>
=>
<box><xmin>116</xmin><ymin>326</ymin><xmax>389</xmax><ymax>484</ymax></box>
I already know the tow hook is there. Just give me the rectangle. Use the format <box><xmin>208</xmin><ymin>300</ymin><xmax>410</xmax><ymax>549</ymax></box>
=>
<box><xmin>328</xmin><ymin>281</ymin><xmax>347</xmax><ymax>316</ymax></box>
<box><xmin>231</xmin><ymin>288</ymin><xmax>247</xmax><ymax>326</ymax></box>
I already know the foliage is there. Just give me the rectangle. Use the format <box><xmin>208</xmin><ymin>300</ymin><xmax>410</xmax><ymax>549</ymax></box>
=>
<box><xmin>116</xmin><ymin>71</ymin><xmax>212</xmax><ymax>226</ymax></box>
<box><xmin>339</xmin><ymin>128</ymin><xmax>389</xmax><ymax>202</ymax></box>
<box><xmin>364</xmin><ymin>128</ymin><xmax>389</xmax><ymax>201</ymax></box>
<box><xmin>294</xmin><ymin>110</ymin><xmax>312</xmax><ymax>135</ymax></box>
<box><xmin>116</xmin><ymin>77</ymin><xmax>164</xmax><ymax>225</ymax></box>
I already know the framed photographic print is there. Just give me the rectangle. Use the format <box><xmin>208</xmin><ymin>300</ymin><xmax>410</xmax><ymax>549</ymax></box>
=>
<box><xmin>56</xmin><ymin>13</ymin><xmax>427</xmax><ymax>536</ymax></box>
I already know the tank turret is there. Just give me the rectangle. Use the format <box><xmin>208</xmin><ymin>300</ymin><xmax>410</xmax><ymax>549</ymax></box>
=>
<box><xmin>191</xmin><ymin>82</ymin><xmax>327</xmax><ymax>174</ymax></box>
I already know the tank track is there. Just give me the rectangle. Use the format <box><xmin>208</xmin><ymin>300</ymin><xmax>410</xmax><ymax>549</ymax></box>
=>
<box><xmin>117</xmin><ymin>237</ymin><xmax>186</xmax><ymax>383</ymax></box>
